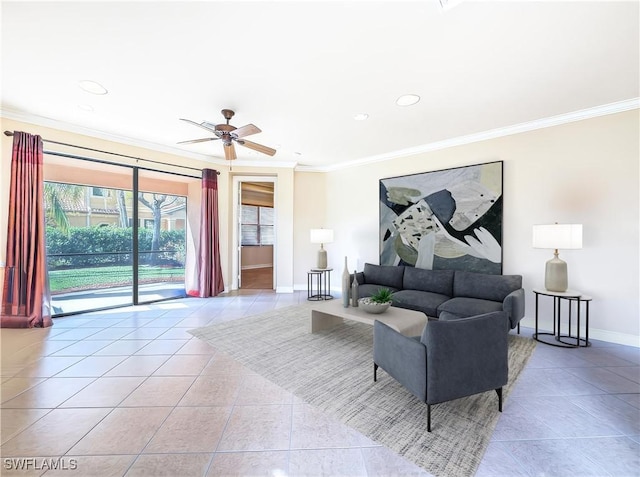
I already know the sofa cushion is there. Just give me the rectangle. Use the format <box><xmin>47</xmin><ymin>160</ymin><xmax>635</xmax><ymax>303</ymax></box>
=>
<box><xmin>402</xmin><ymin>266</ymin><xmax>454</xmax><ymax>296</ymax></box>
<box><xmin>437</xmin><ymin>311</ymin><xmax>465</xmax><ymax>321</ymax></box>
<box><xmin>392</xmin><ymin>290</ymin><xmax>450</xmax><ymax>317</ymax></box>
<box><xmin>437</xmin><ymin>297</ymin><xmax>503</xmax><ymax>318</ymax></box>
<box><xmin>358</xmin><ymin>283</ymin><xmax>400</xmax><ymax>298</ymax></box>
<box><xmin>453</xmin><ymin>271</ymin><xmax>522</xmax><ymax>302</ymax></box>
<box><xmin>363</xmin><ymin>263</ymin><xmax>405</xmax><ymax>290</ymax></box>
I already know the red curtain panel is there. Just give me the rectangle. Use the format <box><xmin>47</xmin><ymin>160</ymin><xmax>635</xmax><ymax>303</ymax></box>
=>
<box><xmin>1</xmin><ymin>132</ymin><xmax>52</xmax><ymax>327</ymax></box>
<box><xmin>195</xmin><ymin>168</ymin><xmax>224</xmax><ymax>297</ymax></box>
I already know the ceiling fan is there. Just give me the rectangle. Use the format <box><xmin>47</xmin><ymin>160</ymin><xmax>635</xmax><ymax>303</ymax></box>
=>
<box><xmin>178</xmin><ymin>109</ymin><xmax>276</xmax><ymax>161</ymax></box>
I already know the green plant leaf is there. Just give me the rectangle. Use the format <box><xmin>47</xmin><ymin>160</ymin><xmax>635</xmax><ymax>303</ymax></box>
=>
<box><xmin>370</xmin><ymin>287</ymin><xmax>394</xmax><ymax>303</ymax></box>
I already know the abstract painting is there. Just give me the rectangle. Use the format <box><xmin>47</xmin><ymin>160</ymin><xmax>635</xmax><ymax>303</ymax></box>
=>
<box><xmin>379</xmin><ymin>161</ymin><xmax>503</xmax><ymax>274</ymax></box>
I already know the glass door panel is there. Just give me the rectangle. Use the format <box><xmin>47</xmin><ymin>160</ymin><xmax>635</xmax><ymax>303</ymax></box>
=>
<box><xmin>45</xmin><ymin>158</ymin><xmax>134</xmax><ymax>315</ymax></box>
<box><xmin>136</xmin><ymin>170</ymin><xmax>190</xmax><ymax>304</ymax></box>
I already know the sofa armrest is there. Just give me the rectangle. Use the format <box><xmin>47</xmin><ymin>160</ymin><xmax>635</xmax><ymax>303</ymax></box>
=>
<box><xmin>351</xmin><ymin>271</ymin><xmax>365</xmax><ymax>285</ymax></box>
<box><xmin>503</xmin><ymin>288</ymin><xmax>525</xmax><ymax>329</ymax></box>
<box><xmin>373</xmin><ymin>320</ymin><xmax>427</xmax><ymax>401</ymax></box>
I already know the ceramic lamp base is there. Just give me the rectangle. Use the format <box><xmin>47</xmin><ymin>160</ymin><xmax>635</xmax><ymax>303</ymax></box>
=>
<box><xmin>316</xmin><ymin>249</ymin><xmax>327</xmax><ymax>269</ymax></box>
<box><xmin>545</xmin><ymin>253</ymin><xmax>568</xmax><ymax>292</ymax></box>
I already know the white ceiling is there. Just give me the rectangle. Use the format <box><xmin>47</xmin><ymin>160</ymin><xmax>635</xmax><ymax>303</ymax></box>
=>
<box><xmin>2</xmin><ymin>1</ymin><xmax>638</xmax><ymax>171</ymax></box>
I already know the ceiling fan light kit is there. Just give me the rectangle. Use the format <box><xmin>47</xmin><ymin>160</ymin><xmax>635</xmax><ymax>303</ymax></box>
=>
<box><xmin>179</xmin><ymin>109</ymin><xmax>276</xmax><ymax>162</ymax></box>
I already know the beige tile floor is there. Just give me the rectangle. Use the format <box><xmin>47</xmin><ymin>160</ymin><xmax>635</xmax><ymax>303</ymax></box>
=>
<box><xmin>1</xmin><ymin>291</ymin><xmax>430</xmax><ymax>476</ymax></box>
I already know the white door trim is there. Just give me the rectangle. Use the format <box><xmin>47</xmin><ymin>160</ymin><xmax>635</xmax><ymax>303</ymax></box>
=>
<box><xmin>231</xmin><ymin>175</ymin><xmax>277</xmax><ymax>291</ymax></box>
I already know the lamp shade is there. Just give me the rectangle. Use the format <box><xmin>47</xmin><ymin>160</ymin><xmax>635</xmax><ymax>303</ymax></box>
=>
<box><xmin>532</xmin><ymin>224</ymin><xmax>582</xmax><ymax>250</ymax></box>
<box><xmin>310</xmin><ymin>229</ymin><xmax>334</xmax><ymax>244</ymax></box>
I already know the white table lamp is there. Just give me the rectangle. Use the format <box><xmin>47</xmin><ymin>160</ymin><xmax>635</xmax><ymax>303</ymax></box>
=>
<box><xmin>310</xmin><ymin>229</ymin><xmax>334</xmax><ymax>269</ymax></box>
<box><xmin>533</xmin><ymin>224</ymin><xmax>582</xmax><ymax>292</ymax></box>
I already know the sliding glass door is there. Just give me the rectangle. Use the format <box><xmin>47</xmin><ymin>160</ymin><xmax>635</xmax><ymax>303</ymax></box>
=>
<box><xmin>44</xmin><ymin>157</ymin><xmax>194</xmax><ymax>316</ymax></box>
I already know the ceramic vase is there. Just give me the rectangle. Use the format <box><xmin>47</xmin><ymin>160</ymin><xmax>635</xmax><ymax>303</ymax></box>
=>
<box><xmin>351</xmin><ymin>270</ymin><xmax>359</xmax><ymax>307</ymax></box>
<box><xmin>341</xmin><ymin>257</ymin><xmax>350</xmax><ymax>307</ymax></box>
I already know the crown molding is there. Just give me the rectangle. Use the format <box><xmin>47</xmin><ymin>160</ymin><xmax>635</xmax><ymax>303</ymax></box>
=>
<box><xmin>226</xmin><ymin>158</ymin><xmax>299</xmax><ymax>169</ymax></box>
<box><xmin>0</xmin><ymin>108</ymin><xmax>225</xmax><ymax>165</ymax></box>
<box><xmin>297</xmin><ymin>98</ymin><xmax>639</xmax><ymax>173</ymax></box>
<box><xmin>1</xmin><ymin>108</ymin><xmax>300</xmax><ymax>170</ymax></box>
<box><xmin>3</xmin><ymin>98</ymin><xmax>637</xmax><ymax>174</ymax></box>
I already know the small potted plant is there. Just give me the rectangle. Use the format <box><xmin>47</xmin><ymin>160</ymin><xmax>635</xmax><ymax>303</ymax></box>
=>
<box><xmin>358</xmin><ymin>288</ymin><xmax>394</xmax><ymax>314</ymax></box>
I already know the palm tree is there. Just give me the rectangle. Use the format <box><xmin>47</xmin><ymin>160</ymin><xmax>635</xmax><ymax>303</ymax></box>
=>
<box><xmin>43</xmin><ymin>182</ymin><xmax>84</xmax><ymax>236</ymax></box>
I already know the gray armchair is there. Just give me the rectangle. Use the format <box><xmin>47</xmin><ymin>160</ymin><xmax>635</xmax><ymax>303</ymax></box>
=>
<box><xmin>373</xmin><ymin>311</ymin><xmax>509</xmax><ymax>431</ymax></box>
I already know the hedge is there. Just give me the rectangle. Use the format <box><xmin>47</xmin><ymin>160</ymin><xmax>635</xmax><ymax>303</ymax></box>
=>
<box><xmin>46</xmin><ymin>226</ymin><xmax>186</xmax><ymax>268</ymax></box>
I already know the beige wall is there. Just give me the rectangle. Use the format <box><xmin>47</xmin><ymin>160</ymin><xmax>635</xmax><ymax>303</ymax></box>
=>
<box><xmin>0</xmin><ymin>118</ymin><xmax>297</xmax><ymax>298</ymax></box>
<box><xmin>316</xmin><ymin>110</ymin><xmax>639</xmax><ymax>346</ymax></box>
<box><xmin>1</xmin><ymin>112</ymin><xmax>638</xmax><ymax>345</ymax></box>
<box><xmin>293</xmin><ymin>171</ymin><xmax>328</xmax><ymax>274</ymax></box>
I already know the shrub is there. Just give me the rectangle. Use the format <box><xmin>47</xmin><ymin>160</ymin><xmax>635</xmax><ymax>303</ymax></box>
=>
<box><xmin>46</xmin><ymin>226</ymin><xmax>186</xmax><ymax>269</ymax></box>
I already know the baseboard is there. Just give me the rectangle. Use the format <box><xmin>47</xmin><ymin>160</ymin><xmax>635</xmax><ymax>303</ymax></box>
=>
<box><xmin>520</xmin><ymin>317</ymin><xmax>639</xmax><ymax>348</ymax></box>
<box><xmin>584</xmin><ymin>328</ymin><xmax>639</xmax><ymax>348</ymax></box>
<box><xmin>276</xmin><ymin>286</ymin><xmax>294</xmax><ymax>293</ymax></box>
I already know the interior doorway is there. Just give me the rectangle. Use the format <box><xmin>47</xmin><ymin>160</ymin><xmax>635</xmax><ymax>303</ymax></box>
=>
<box><xmin>233</xmin><ymin>177</ymin><xmax>276</xmax><ymax>290</ymax></box>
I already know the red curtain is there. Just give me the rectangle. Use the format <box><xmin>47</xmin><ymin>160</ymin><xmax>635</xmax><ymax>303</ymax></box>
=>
<box><xmin>1</xmin><ymin>132</ymin><xmax>52</xmax><ymax>328</ymax></box>
<box><xmin>194</xmin><ymin>168</ymin><xmax>224</xmax><ymax>297</ymax></box>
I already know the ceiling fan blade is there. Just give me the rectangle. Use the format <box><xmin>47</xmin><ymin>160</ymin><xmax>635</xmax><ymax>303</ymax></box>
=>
<box><xmin>180</xmin><ymin>118</ymin><xmax>218</xmax><ymax>134</ymax></box>
<box><xmin>224</xmin><ymin>142</ymin><xmax>237</xmax><ymax>161</ymax></box>
<box><xmin>231</xmin><ymin>123</ymin><xmax>261</xmax><ymax>139</ymax></box>
<box><xmin>177</xmin><ymin>137</ymin><xmax>219</xmax><ymax>145</ymax></box>
<box><xmin>237</xmin><ymin>139</ymin><xmax>276</xmax><ymax>156</ymax></box>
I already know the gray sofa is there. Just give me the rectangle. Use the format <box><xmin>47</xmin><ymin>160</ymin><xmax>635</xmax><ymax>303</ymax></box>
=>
<box><xmin>354</xmin><ymin>263</ymin><xmax>525</xmax><ymax>331</ymax></box>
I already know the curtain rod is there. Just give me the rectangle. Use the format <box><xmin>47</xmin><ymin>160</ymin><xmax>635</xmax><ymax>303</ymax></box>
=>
<box><xmin>3</xmin><ymin>130</ymin><xmax>220</xmax><ymax>175</ymax></box>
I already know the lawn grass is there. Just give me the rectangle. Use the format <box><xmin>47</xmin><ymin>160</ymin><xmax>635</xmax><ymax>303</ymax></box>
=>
<box><xmin>49</xmin><ymin>265</ymin><xmax>184</xmax><ymax>292</ymax></box>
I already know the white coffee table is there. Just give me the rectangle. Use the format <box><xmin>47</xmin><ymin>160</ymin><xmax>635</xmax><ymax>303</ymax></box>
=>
<box><xmin>309</xmin><ymin>299</ymin><xmax>427</xmax><ymax>336</ymax></box>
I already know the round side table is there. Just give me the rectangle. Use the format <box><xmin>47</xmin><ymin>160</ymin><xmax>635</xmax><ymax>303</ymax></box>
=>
<box><xmin>307</xmin><ymin>268</ymin><xmax>333</xmax><ymax>301</ymax></box>
<box><xmin>533</xmin><ymin>288</ymin><xmax>592</xmax><ymax>348</ymax></box>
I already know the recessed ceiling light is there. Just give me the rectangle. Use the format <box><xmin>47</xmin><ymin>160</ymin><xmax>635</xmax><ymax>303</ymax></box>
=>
<box><xmin>396</xmin><ymin>94</ymin><xmax>420</xmax><ymax>106</ymax></box>
<box><xmin>78</xmin><ymin>80</ymin><xmax>108</xmax><ymax>95</ymax></box>
<box><xmin>353</xmin><ymin>113</ymin><xmax>369</xmax><ymax>121</ymax></box>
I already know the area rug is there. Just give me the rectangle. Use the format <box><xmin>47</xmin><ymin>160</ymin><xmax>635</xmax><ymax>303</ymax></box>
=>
<box><xmin>189</xmin><ymin>303</ymin><xmax>536</xmax><ymax>477</ymax></box>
